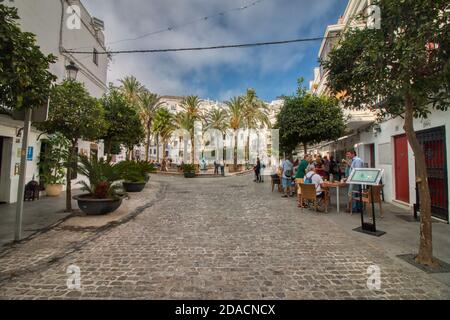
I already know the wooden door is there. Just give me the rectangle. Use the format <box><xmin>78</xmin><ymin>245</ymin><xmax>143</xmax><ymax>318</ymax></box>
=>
<box><xmin>394</xmin><ymin>135</ymin><xmax>410</xmax><ymax>203</ymax></box>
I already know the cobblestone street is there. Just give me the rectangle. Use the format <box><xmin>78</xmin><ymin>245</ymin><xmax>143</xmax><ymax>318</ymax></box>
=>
<box><xmin>0</xmin><ymin>174</ymin><xmax>449</xmax><ymax>300</ymax></box>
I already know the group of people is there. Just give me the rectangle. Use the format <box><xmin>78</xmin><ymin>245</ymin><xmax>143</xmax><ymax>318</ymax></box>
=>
<box><xmin>278</xmin><ymin>150</ymin><xmax>364</xmax><ymax>213</ymax></box>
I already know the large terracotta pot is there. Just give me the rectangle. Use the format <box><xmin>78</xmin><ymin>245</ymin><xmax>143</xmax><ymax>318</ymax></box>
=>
<box><xmin>45</xmin><ymin>184</ymin><xmax>63</xmax><ymax>197</ymax></box>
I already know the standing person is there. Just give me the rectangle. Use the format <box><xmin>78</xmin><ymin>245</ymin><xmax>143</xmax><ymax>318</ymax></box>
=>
<box><xmin>214</xmin><ymin>160</ymin><xmax>219</xmax><ymax>175</ymax></box>
<box><xmin>255</xmin><ymin>158</ymin><xmax>261</xmax><ymax>183</ymax></box>
<box><xmin>295</xmin><ymin>154</ymin><xmax>310</xmax><ymax>181</ymax></box>
<box><xmin>323</xmin><ymin>156</ymin><xmax>330</xmax><ymax>179</ymax></box>
<box><xmin>281</xmin><ymin>156</ymin><xmax>294</xmax><ymax>198</ymax></box>
<box><xmin>328</xmin><ymin>155</ymin><xmax>338</xmax><ymax>181</ymax></box>
<box><xmin>260</xmin><ymin>161</ymin><xmax>265</xmax><ymax>183</ymax></box>
<box><xmin>345</xmin><ymin>150</ymin><xmax>364</xmax><ymax>213</ymax></box>
<box><xmin>295</xmin><ymin>154</ymin><xmax>310</xmax><ymax>207</ymax></box>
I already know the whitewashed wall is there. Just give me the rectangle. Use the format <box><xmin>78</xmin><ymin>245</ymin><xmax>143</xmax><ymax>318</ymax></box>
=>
<box><xmin>0</xmin><ymin>0</ymin><xmax>108</xmax><ymax>203</ymax></box>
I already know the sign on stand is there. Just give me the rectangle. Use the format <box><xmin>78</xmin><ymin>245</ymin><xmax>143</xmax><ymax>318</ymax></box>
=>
<box><xmin>347</xmin><ymin>168</ymin><xmax>386</xmax><ymax>237</ymax></box>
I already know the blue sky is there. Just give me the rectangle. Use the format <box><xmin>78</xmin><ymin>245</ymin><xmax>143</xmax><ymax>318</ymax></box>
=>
<box><xmin>83</xmin><ymin>0</ymin><xmax>348</xmax><ymax>102</ymax></box>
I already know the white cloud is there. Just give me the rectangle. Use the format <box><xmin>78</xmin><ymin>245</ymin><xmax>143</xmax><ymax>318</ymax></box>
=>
<box><xmin>82</xmin><ymin>0</ymin><xmax>339</xmax><ymax>100</ymax></box>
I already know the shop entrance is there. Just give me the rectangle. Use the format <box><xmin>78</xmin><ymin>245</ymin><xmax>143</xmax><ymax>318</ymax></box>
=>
<box><xmin>394</xmin><ymin>134</ymin><xmax>410</xmax><ymax>203</ymax></box>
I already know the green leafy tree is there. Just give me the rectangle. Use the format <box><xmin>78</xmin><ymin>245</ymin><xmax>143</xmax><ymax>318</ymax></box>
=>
<box><xmin>322</xmin><ymin>0</ymin><xmax>449</xmax><ymax>267</ymax></box>
<box><xmin>153</xmin><ymin>108</ymin><xmax>176</xmax><ymax>171</ymax></box>
<box><xmin>100</xmin><ymin>86</ymin><xmax>144</xmax><ymax>161</ymax></box>
<box><xmin>36</xmin><ymin>80</ymin><xmax>106</xmax><ymax>212</ymax></box>
<box><xmin>0</xmin><ymin>4</ymin><xmax>56</xmax><ymax>111</ymax></box>
<box><xmin>38</xmin><ymin>133</ymin><xmax>70</xmax><ymax>186</ymax></box>
<box><xmin>225</xmin><ymin>97</ymin><xmax>246</xmax><ymax>171</ymax></box>
<box><xmin>276</xmin><ymin>79</ymin><xmax>346</xmax><ymax>155</ymax></box>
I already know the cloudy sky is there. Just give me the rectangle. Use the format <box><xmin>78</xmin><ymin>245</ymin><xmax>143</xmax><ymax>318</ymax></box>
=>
<box><xmin>82</xmin><ymin>0</ymin><xmax>348</xmax><ymax>102</ymax></box>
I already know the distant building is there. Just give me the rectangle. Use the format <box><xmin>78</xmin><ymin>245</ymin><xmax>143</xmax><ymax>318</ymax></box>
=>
<box><xmin>138</xmin><ymin>96</ymin><xmax>281</xmax><ymax>168</ymax></box>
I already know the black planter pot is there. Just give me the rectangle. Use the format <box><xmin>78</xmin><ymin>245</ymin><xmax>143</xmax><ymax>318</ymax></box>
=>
<box><xmin>184</xmin><ymin>172</ymin><xmax>196</xmax><ymax>178</ymax></box>
<box><xmin>73</xmin><ymin>194</ymin><xmax>124</xmax><ymax>215</ymax></box>
<box><xmin>123</xmin><ymin>181</ymin><xmax>146</xmax><ymax>192</ymax></box>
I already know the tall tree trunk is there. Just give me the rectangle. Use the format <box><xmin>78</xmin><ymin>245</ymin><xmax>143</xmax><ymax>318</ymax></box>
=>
<box><xmin>246</xmin><ymin>130</ymin><xmax>250</xmax><ymax>163</ymax></box>
<box><xmin>161</xmin><ymin>140</ymin><xmax>167</xmax><ymax>172</ymax></box>
<box><xmin>303</xmin><ymin>142</ymin><xmax>308</xmax><ymax>155</ymax></box>
<box><xmin>183</xmin><ymin>135</ymin><xmax>188</xmax><ymax>163</ymax></box>
<box><xmin>190</xmin><ymin>131</ymin><xmax>195</xmax><ymax>164</ymax></box>
<box><xmin>156</xmin><ymin>135</ymin><xmax>160</xmax><ymax>163</ymax></box>
<box><xmin>234</xmin><ymin>130</ymin><xmax>238</xmax><ymax>171</ymax></box>
<box><xmin>403</xmin><ymin>94</ymin><xmax>437</xmax><ymax>267</ymax></box>
<box><xmin>223</xmin><ymin>133</ymin><xmax>226</xmax><ymax>164</ymax></box>
<box><xmin>66</xmin><ymin>141</ymin><xmax>77</xmax><ymax>212</ymax></box>
<box><xmin>145</xmin><ymin>121</ymin><xmax>151</xmax><ymax>162</ymax></box>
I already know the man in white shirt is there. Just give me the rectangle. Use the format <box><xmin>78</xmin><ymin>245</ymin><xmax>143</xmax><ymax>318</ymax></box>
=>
<box><xmin>304</xmin><ymin>166</ymin><xmax>325</xmax><ymax>198</ymax></box>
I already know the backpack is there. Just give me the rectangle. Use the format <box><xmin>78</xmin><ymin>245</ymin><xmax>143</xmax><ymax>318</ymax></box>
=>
<box><xmin>304</xmin><ymin>173</ymin><xmax>316</xmax><ymax>184</ymax></box>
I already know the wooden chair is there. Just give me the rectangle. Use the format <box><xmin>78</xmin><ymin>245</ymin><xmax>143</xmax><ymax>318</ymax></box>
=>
<box><xmin>271</xmin><ymin>174</ymin><xmax>282</xmax><ymax>192</ymax></box>
<box><xmin>299</xmin><ymin>184</ymin><xmax>328</xmax><ymax>213</ymax></box>
<box><xmin>295</xmin><ymin>178</ymin><xmax>304</xmax><ymax>207</ymax></box>
<box><xmin>362</xmin><ymin>185</ymin><xmax>384</xmax><ymax>218</ymax></box>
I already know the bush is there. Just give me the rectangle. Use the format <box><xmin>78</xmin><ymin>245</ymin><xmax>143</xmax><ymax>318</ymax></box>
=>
<box><xmin>115</xmin><ymin>160</ymin><xmax>156</xmax><ymax>183</ymax></box>
<box><xmin>182</xmin><ymin>163</ymin><xmax>196</xmax><ymax>173</ymax></box>
<box><xmin>77</xmin><ymin>155</ymin><xmax>125</xmax><ymax>199</ymax></box>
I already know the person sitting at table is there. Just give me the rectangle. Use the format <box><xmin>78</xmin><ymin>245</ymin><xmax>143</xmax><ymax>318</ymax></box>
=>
<box><xmin>305</xmin><ymin>165</ymin><xmax>325</xmax><ymax>202</ymax></box>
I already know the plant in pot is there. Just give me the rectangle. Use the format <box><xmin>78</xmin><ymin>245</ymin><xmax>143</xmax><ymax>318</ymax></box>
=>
<box><xmin>183</xmin><ymin>163</ymin><xmax>196</xmax><ymax>178</ymax></box>
<box><xmin>73</xmin><ymin>155</ymin><xmax>126</xmax><ymax>215</ymax></box>
<box><xmin>116</xmin><ymin>160</ymin><xmax>156</xmax><ymax>192</ymax></box>
<box><xmin>38</xmin><ymin>133</ymin><xmax>69</xmax><ymax>197</ymax></box>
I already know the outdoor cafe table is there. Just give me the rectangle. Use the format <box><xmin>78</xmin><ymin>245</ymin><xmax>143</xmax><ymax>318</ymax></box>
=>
<box><xmin>322</xmin><ymin>181</ymin><xmax>347</xmax><ymax>214</ymax></box>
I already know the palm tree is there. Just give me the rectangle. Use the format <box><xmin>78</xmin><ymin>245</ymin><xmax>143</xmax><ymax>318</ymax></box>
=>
<box><xmin>139</xmin><ymin>91</ymin><xmax>163</xmax><ymax>161</ymax></box>
<box><xmin>153</xmin><ymin>108</ymin><xmax>175</xmax><ymax>171</ymax></box>
<box><xmin>242</xmin><ymin>88</ymin><xmax>271</xmax><ymax>163</ymax></box>
<box><xmin>175</xmin><ymin>111</ymin><xmax>192</xmax><ymax>164</ymax></box>
<box><xmin>120</xmin><ymin>76</ymin><xmax>145</xmax><ymax>108</ymax></box>
<box><xmin>225</xmin><ymin>97</ymin><xmax>246</xmax><ymax>171</ymax></box>
<box><xmin>204</xmin><ymin>108</ymin><xmax>229</xmax><ymax>163</ymax></box>
<box><xmin>180</xmin><ymin>95</ymin><xmax>203</xmax><ymax>164</ymax></box>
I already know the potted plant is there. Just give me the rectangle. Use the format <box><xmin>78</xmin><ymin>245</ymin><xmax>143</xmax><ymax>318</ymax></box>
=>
<box><xmin>115</xmin><ymin>160</ymin><xmax>156</xmax><ymax>192</ymax></box>
<box><xmin>73</xmin><ymin>155</ymin><xmax>126</xmax><ymax>215</ymax></box>
<box><xmin>183</xmin><ymin>163</ymin><xmax>196</xmax><ymax>178</ymax></box>
<box><xmin>38</xmin><ymin>133</ymin><xmax>69</xmax><ymax>197</ymax></box>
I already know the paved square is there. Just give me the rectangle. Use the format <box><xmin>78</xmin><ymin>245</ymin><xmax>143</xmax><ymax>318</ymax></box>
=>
<box><xmin>0</xmin><ymin>175</ymin><xmax>449</xmax><ymax>299</ymax></box>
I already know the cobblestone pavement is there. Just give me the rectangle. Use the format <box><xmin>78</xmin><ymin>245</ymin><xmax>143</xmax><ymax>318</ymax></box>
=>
<box><xmin>0</xmin><ymin>174</ymin><xmax>449</xmax><ymax>299</ymax></box>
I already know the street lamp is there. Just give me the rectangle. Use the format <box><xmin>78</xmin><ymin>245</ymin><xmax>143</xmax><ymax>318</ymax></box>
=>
<box><xmin>66</xmin><ymin>61</ymin><xmax>79</xmax><ymax>80</ymax></box>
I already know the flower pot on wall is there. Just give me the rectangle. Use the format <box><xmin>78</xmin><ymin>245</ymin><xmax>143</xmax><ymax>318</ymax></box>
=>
<box><xmin>45</xmin><ymin>184</ymin><xmax>63</xmax><ymax>197</ymax></box>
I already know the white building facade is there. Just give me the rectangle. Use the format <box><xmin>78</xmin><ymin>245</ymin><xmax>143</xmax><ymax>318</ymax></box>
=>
<box><xmin>136</xmin><ymin>96</ymin><xmax>281</xmax><ymax>169</ymax></box>
<box><xmin>307</xmin><ymin>0</ymin><xmax>450</xmax><ymax>223</ymax></box>
<box><xmin>0</xmin><ymin>0</ymin><xmax>108</xmax><ymax>203</ymax></box>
